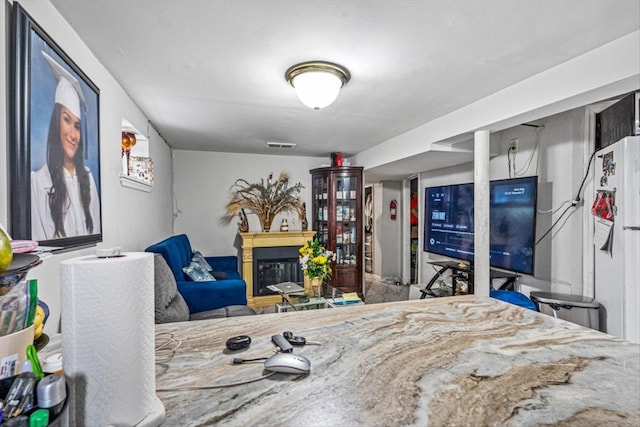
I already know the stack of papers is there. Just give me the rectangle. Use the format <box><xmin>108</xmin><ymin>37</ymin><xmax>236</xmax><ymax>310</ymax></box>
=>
<box><xmin>329</xmin><ymin>293</ymin><xmax>363</xmax><ymax>306</ymax></box>
<box><xmin>342</xmin><ymin>292</ymin><xmax>362</xmax><ymax>302</ymax></box>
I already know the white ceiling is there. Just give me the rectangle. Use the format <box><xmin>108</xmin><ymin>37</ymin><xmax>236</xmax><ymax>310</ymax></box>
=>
<box><xmin>50</xmin><ymin>0</ymin><xmax>639</xmax><ymax>178</ymax></box>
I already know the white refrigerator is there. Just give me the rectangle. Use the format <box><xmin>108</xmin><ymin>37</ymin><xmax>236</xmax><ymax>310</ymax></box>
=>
<box><xmin>593</xmin><ymin>136</ymin><xmax>640</xmax><ymax>344</ymax></box>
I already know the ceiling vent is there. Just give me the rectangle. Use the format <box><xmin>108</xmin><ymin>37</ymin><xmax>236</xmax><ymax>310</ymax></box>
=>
<box><xmin>266</xmin><ymin>141</ymin><xmax>296</xmax><ymax>149</ymax></box>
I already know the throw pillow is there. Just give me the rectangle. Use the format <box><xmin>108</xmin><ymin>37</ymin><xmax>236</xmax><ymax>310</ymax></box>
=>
<box><xmin>211</xmin><ymin>271</ymin><xmax>227</xmax><ymax>280</ymax></box>
<box><xmin>183</xmin><ymin>261</ymin><xmax>216</xmax><ymax>282</ymax></box>
<box><xmin>192</xmin><ymin>250</ymin><xmax>213</xmax><ymax>271</ymax></box>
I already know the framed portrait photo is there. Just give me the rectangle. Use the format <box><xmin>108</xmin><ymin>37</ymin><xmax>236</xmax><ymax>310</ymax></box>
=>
<box><xmin>10</xmin><ymin>3</ymin><xmax>102</xmax><ymax>248</ymax></box>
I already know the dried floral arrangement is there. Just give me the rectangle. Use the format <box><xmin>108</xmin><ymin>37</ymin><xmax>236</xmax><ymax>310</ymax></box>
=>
<box><xmin>225</xmin><ymin>172</ymin><xmax>304</xmax><ymax>232</ymax></box>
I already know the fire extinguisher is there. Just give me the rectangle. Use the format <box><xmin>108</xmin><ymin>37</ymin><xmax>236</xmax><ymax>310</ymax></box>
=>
<box><xmin>390</xmin><ymin>200</ymin><xmax>398</xmax><ymax>220</ymax></box>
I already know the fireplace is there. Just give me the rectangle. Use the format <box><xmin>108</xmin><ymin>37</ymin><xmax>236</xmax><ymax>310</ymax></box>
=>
<box><xmin>253</xmin><ymin>246</ymin><xmax>303</xmax><ymax>296</ymax></box>
<box><xmin>240</xmin><ymin>231</ymin><xmax>316</xmax><ymax>307</ymax></box>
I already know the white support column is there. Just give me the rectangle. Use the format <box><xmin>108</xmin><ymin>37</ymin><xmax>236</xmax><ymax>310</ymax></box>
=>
<box><xmin>474</xmin><ymin>130</ymin><xmax>491</xmax><ymax>296</ymax></box>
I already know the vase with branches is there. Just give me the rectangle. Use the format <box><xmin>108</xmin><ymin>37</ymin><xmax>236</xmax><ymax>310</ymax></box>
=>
<box><xmin>225</xmin><ymin>172</ymin><xmax>304</xmax><ymax>232</ymax></box>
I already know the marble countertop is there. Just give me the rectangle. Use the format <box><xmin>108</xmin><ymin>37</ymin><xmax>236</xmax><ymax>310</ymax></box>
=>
<box><xmin>155</xmin><ymin>295</ymin><xmax>640</xmax><ymax>426</ymax></box>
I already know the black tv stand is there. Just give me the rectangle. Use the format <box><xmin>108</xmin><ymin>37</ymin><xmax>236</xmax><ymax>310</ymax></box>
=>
<box><xmin>419</xmin><ymin>261</ymin><xmax>519</xmax><ymax>299</ymax></box>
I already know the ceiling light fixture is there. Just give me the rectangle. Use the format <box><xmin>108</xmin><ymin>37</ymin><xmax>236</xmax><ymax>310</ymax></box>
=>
<box><xmin>285</xmin><ymin>61</ymin><xmax>350</xmax><ymax>110</ymax></box>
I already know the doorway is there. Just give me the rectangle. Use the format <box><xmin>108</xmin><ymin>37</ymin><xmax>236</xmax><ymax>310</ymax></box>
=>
<box><xmin>410</xmin><ymin>177</ymin><xmax>418</xmax><ymax>283</ymax></box>
<box><xmin>364</xmin><ymin>186</ymin><xmax>373</xmax><ymax>274</ymax></box>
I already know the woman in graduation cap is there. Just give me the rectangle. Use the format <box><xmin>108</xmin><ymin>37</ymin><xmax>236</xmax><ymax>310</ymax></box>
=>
<box><xmin>31</xmin><ymin>51</ymin><xmax>101</xmax><ymax>241</ymax></box>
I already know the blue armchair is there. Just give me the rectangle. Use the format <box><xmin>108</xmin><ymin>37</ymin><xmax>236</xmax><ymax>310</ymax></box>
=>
<box><xmin>145</xmin><ymin>234</ymin><xmax>250</xmax><ymax>314</ymax></box>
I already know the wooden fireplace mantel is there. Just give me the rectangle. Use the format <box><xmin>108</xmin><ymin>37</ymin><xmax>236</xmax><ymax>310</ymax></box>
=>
<box><xmin>240</xmin><ymin>231</ymin><xmax>316</xmax><ymax>308</ymax></box>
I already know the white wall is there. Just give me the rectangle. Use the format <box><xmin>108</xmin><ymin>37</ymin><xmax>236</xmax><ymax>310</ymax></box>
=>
<box><xmin>371</xmin><ymin>181</ymin><xmax>402</xmax><ymax>279</ymax></box>
<box><xmin>172</xmin><ymin>150</ymin><xmax>324</xmax><ymax>257</ymax></box>
<box><xmin>1</xmin><ymin>0</ymin><xmax>174</xmax><ymax>334</ymax></box>
<box><xmin>418</xmin><ymin>106</ymin><xmax>590</xmax><ymax>296</ymax></box>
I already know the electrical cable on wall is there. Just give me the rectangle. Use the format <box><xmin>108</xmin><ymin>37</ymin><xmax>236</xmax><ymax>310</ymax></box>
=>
<box><xmin>538</xmin><ymin>200</ymin><xmax>572</xmax><ymax>215</ymax></box>
<box><xmin>535</xmin><ymin>204</ymin><xmax>575</xmax><ymax>245</ymax></box>
<box><xmin>534</xmin><ymin>126</ymin><xmax>543</xmax><ymax>175</ymax></box>
<box><xmin>169</xmin><ymin>147</ymin><xmax>183</xmax><ymax>231</ymax></box>
<box><xmin>515</xmin><ymin>128</ymin><xmax>542</xmax><ymax>176</ymax></box>
<box><xmin>573</xmin><ymin>150</ymin><xmax>597</xmax><ymax>203</ymax></box>
<box><xmin>507</xmin><ymin>125</ymin><xmax>544</xmax><ymax>178</ymax></box>
<box><xmin>535</xmin><ymin>149</ymin><xmax>597</xmax><ymax>245</ymax></box>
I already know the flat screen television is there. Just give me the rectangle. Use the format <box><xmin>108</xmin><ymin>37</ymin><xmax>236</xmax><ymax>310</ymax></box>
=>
<box><xmin>423</xmin><ymin>176</ymin><xmax>538</xmax><ymax>275</ymax></box>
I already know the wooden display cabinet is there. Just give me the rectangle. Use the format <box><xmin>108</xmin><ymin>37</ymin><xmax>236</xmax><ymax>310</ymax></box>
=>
<box><xmin>310</xmin><ymin>166</ymin><xmax>363</xmax><ymax>296</ymax></box>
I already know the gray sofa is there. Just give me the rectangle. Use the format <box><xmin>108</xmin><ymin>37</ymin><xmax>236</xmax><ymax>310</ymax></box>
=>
<box><xmin>153</xmin><ymin>254</ymin><xmax>255</xmax><ymax>323</ymax></box>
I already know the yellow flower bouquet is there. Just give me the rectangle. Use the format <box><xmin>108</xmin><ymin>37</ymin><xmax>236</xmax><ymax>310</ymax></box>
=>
<box><xmin>299</xmin><ymin>238</ymin><xmax>335</xmax><ymax>296</ymax></box>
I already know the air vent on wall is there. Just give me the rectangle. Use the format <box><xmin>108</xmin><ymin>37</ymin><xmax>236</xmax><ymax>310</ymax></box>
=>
<box><xmin>266</xmin><ymin>141</ymin><xmax>296</xmax><ymax>149</ymax></box>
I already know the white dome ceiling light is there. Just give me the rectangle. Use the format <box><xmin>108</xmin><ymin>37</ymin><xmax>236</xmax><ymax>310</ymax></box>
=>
<box><xmin>285</xmin><ymin>61</ymin><xmax>350</xmax><ymax>110</ymax></box>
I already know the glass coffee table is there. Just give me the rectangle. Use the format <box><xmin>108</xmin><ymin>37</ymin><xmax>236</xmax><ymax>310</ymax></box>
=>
<box><xmin>275</xmin><ymin>296</ymin><xmax>328</xmax><ymax>313</ymax></box>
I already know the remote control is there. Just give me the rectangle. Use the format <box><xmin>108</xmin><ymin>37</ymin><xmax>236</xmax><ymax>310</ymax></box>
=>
<box><xmin>271</xmin><ymin>334</ymin><xmax>293</xmax><ymax>353</ymax></box>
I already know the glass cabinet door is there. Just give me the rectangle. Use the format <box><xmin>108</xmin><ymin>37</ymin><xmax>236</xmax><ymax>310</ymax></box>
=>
<box><xmin>312</xmin><ymin>175</ymin><xmax>329</xmax><ymax>246</ymax></box>
<box><xmin>334</xmin><ymin>174</ymin><xmax>358</xmax><ymax>267</ymax></box>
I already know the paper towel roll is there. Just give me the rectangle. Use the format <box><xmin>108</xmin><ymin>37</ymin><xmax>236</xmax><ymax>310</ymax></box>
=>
<box><xmin>61</xmin><ymin>252</ymin><xmax>164</xmax><ymax>426</ymax></box>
